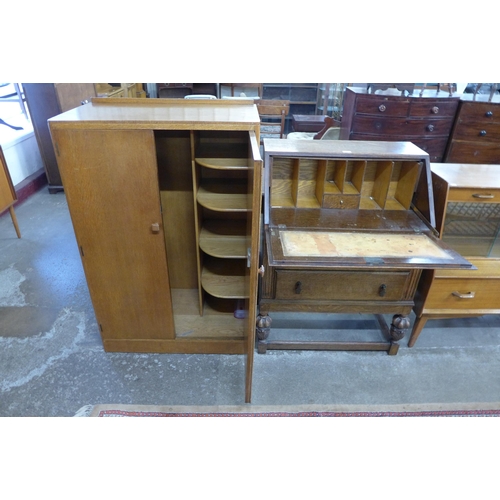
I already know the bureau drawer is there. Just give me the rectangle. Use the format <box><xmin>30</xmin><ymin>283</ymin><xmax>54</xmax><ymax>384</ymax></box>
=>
<box><xmin>425</xmin><ymin>276</ymin><xmax>500</xmax><ymax>310</ymax></box>
<box><xmin>409</xmin><ymin>100</ymin><xmax>459</xmax><ymax>118</ymax></box>
<box><xmin>457</xmin><ymin>102</ymin><xmax>500</xmax><ymax>123</ymax></box>
<box><xmin>274</xmin><ymin>270</ymin><xmax>411</xmax><ymax>301</ymax></box>
<box><xmin>355</xmin><ymin>96</ymin><xmax>410</xmax><ymax>116</ymax></box>
<box><xmin>445</xmin><ymin>141</ymin><xmax>500</xmax><ymax>164</ymax></box>
<box><xmin>351</xmin><ymin>116</ymin><xmax>454</xmax><ymax>136</ymax></box>
<box><xmin>452</xmin><ymin>120</ymin><xmax>500</xmax><ymax>142</ymax></box>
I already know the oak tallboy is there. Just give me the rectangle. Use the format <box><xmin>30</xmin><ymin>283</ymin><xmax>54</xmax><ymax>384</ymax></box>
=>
<box><xmin>49</xmin><ymin>98</ymin><xmax>262</xmax><ymax>402</ymax></box>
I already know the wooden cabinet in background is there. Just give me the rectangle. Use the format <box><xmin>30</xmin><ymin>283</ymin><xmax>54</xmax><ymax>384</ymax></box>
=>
<box><xmin>410</xmin><ymin>163</ymin><xmax>500</xmax><ymax>347</ymax></box>
<box><xmin>24</xmin><ymin>84</ymin><xmax>145</xmax><ymax>193</ymax></box>
<box><xmin>48</xmin><ymin>98</ymin><xmax>262</xmax><ymax>402</ymax></box>
<box><xmin>257</xmin><ymin>139</ymin><xmax>472</xmax><ymax>355</ymax></box>
<box><xmin>24</xmin><ymin>83</ymin><xmax>97</xmax><ymax>192</ymax></box>
<box><xmin>340</xmin><ymin>87</ymin><xmax>460</xmax><ymax>162</ymax></box>
<box><xmin>444</xmin><ymin>94</ymin><xmax>500</xmax><ymax>163</ymax></box>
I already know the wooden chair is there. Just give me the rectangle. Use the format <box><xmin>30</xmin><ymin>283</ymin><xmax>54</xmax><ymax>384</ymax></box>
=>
<box><xmin>255</xmin><ymin>99</ymin><xmax>290</xmax><ymax>141</ymax></box>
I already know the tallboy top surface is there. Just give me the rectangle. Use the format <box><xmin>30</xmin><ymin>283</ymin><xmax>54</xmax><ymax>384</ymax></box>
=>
<box><xmin>48</xmin><ymin>98</ymin><xmax>260</xmax><ymax>130</ymax></box>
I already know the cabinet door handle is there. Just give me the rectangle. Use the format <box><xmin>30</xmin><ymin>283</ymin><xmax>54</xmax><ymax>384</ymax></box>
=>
<box><xmin>479</xmin><ymin>130</ymin><xmax>487</xmax><ymax>136</ymax></box>
<box><xmin>294</xmin><ymin>281</ymin><xmax>302</xmax><ymax>294</ymax></box>
<box><xmin>472</xmin><ymin>193</ymin><xmax>495</xmax><ymax>199</ymax></box>
<box><xmin>378</xmin><ymin>284</ymin><xmax>387</xmax><ymax>297</ymax></box>
<box><xmin>151</xmin><ymin>223</ymin><xmax>160</xmax><ymax>233</ymax></box>
<box><xmin>258</xmin><ymin>265</ymin><xmax>265</xmax><ymax>276</ymax></box>
<box><xmin>452</xmin><ymin>291</ymin><xmax>475</xmax><ymax>299</ymax></box>
<box><xmin>378</xmin><ymin>104</ymin><xmax>386</xmax><ymax>112</ymax></box>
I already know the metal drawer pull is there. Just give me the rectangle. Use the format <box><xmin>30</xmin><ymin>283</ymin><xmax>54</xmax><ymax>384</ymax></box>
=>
<box><xmin>378</xmin><ymin>104</ymin><xmax>386</xmax><ymax>112</ymax></box>
<box><xmin>151</xmin><ymin>223</ymin><xmax>160</xmax><ymax>233</ymax></box>
<box><xmin>479</xmin><ymin>130</ymin><xmax>487</xmax><ymax>136</ymax></box>
<box><xmin>426</xmin><ymin>124</ymin><xmax>435</xmax><ymax>132</ymax></box>
<box><xmin>294</xmin><ymin>281</ymin><xmax>302</xmax><ymax>294</ymax></box>
<box><xmin>472</xmin><ymin>193</ymin><xmax>495</xmax><ymax>199</ymax></box>
<box><xmin>452</xmin><ymin>291</ymin><xmax>475</xmax><ymax>299</ymax></box>
<box><xmin>431</xmin><ymin>106</ymin><xmax>439</xmax><ymax>114</ymax></box>
<box><xmin>486</xmin><ymin>111</ymin><xmax>493</xmax><ymax>117</ymax></box>
<box><xmin>378</xmin><ymin>284</ymin><xmax>387</xmax><ymax>297</ymax></box>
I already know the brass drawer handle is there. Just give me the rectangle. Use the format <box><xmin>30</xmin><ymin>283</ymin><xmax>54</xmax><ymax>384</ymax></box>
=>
<box><xmin>378</xmin><ymin>104</ymin><xmax>386</xmax><ymax>112</ymax></box>
<box><xmin>452</xmin><ymin>291</ymin><xmax>475</xmax><ymax>299</ymax></box>
<box><xmin>472</xmin><ymin>193</ymin><xmax>495</xmax><ymax>199</ymax></box>
<box><xmin>294</xmin><ymin>281</ymin><xmax>302</xmax><ymax>294</ymax></box>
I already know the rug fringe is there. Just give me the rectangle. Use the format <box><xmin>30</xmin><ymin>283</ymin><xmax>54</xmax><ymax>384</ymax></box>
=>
<box><xmin>73</xmin><ymin>405</ymin><xmax>94</xmax><ymax>417</ymax></box>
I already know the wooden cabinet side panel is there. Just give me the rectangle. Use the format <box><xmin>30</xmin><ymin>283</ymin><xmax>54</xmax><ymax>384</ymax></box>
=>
<box><xmin>51</xmin><ymin>128</ymin><xmax>176</xmax><ymax>341</ymax></box>
<box><xmin>0</xmin><ymin>147</ymin><xmax>16</xmax><ymax>213</ymax></box>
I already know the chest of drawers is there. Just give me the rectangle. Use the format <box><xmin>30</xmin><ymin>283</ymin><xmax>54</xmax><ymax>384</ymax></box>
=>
<box><xmin>257</xmin><ymin>139</ymin><xmax>471</xmax><ymax>355</ymax></box>
<box><xmin>444</xmin><ymin>95</ymin><xmax>500</xmax><ymax>163</ymax></box>
<box><xmin>340</xmin><ymin>87</ymin><xmax>460</xmax><ymax>162</ymax></box>
<box><xmin>410</xmin><ymin>163</ymin><xmax>500</xmax><ymax>347</ymax></box>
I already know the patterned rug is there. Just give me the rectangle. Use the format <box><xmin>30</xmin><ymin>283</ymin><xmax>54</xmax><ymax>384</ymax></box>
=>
<box><xmin>76</xmin><ymin>403</ymin><xmax>500</xmax><ymax>417</ymax></box>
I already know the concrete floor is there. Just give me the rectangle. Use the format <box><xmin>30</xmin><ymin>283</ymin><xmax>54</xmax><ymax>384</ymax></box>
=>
<box><xmin>2</xmin><ymin>187</ymin><xmax>500</xmax><ymax>416</ymax></box>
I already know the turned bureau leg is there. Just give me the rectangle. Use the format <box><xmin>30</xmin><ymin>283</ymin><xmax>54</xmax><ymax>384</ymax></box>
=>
<box><xmin>408</xmin><ymin>315</ymin><xmax>429</xmax><ymax>348</ymax></box>
<box><xmin>256</xmin><ymin>314</ymin><xmax>272</xmax><ymax>354</ymax></box>
<box><xmin>388</xmin><ymin>314</ymin><xmax>411</xmax><ymax>355</ymax></box>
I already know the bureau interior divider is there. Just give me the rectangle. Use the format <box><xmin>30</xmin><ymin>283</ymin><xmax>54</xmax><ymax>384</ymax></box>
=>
<box><xmin>270</xmin><ymin>156</ymin><xmax>423</xmax><ymax>211</ymax></box>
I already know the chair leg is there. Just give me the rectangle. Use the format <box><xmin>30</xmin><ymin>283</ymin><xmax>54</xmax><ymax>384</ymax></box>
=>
<box><xmin>9</xmin><ymin>205</ymin><xmax>21</xmax><ymax>238</ymax></box>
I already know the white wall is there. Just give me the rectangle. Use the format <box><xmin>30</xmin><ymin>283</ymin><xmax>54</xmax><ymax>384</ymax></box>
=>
<box><xmin>2</xmin><ymin>130</ymin><xmax>44</xmax><ymax>186</ymax></box>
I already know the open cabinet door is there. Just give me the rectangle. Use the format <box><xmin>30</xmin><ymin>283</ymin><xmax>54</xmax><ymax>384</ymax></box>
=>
<box><xmin>245</xmin><ymin>131</ymin><xmax>262</xmax><ymax>403</ymax></box>
<box><xmin>51</xmin><ymin>128</ymin><xmax>176</xmax><ymax>346</ymax></box>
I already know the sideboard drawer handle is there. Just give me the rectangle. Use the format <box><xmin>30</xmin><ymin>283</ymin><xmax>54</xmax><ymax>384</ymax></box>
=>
<box><xmin>486</xmin><ymin>111</ymin><xmax>493</xmax><ymax>117</ymax></box>
<box><xmin>472</xmin><ymin>193</ymin><xmax>495</xmax><ymax>199</ymax></box>
<box><xmin>431</xmin><ymin>106</ymin><xmax>439</xmax><ymax>114</ymax></box>
<box><xmin>378</xmin><ymin>104</ymin><xmax>386</xmax><ymax>112</ymax></box>
<box><xmin>378</xmin><ymin>284</ymin><xmax>387</xmax><ymax>297</ymax></box>
<box><xmin>479</xmin><ymin>130</ymin><xmax>487</xmax><ymax>136</ymax></box>
<box><xmin>294</xmin><ymin>281</ymin><xmax>302</xmax><ymax>294</ymax></box>
<box><xmin>426</xmin><ymin>124</ymin><xmax>435</xmax><ymax>132</ymax></box>
<box><xmin>452</xmin><ymin>291</ymin><xmax>475</xmax><ymax>299</ymax></box>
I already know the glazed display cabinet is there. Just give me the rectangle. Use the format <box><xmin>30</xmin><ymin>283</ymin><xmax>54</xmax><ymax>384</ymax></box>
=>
<box><xmin>48</xmin><ymin>98</ymin><xmax>262</xmax><ymax>402</ymax></box>
<box><xmin>410</xmin><ymin>163</ymin><xmax>500</xmax><ymax>346</ymax></box>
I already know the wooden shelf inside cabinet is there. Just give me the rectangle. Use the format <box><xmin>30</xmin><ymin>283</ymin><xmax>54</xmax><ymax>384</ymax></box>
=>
<box><xmin>258</xmin><ymin>139</ymin><xmax>472</xmax><ymax>356</ymax></box>
<box><xmin>197</xmin><ymin>181</ymin><xmax>251</xmax><ymax>211</ymax></box>
<box><xmin>199</xmin><ymin>220</ymin><xmax>247</xmax><ymax>258</ymax></box>
<box><xmin>201</xmin><ymin>257</ymin><xmax>248</xmax><ymax>299</ymax></box>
